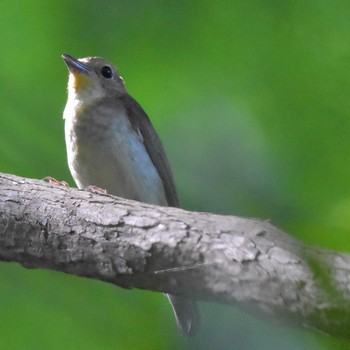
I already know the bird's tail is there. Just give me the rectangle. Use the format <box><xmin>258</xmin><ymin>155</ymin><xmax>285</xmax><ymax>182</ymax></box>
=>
<box><xmin>166</xmin><ymin>294</ymin><xmax>200</xmax><ymax>336</ymax></box>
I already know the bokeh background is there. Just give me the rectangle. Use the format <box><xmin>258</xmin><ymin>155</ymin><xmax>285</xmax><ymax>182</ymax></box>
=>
<box><xmin>1</xmin><ymin>1</ymin><xmax>350</xmax><ymax>349</ymax></box>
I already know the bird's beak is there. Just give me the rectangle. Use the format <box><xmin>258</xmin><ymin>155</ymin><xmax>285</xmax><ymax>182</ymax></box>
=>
<box><xmin>62</xmin><ymin>54</ymin><xmax>90</xmax><ymax>74</ymax></box>
<box><xmin>62</xmin><ymin>54</ymin><xmax>92</xmax><ymax>91</ymax></box>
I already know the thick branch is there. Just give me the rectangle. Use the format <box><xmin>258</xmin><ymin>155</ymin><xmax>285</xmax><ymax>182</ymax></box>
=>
<box><xmin>0</xmin><ymin>172</ymin><xmax>350</xmax><ymax>337</ymax></box>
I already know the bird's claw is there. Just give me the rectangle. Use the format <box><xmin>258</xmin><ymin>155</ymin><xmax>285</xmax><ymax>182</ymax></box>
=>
<box><xmin>85</xmin><ymin>185</ymin><xmax>107</xmax><ymax>194</ymax></box>
<box><xmin>42</xmin><ymin>176</ymin><xmax>69</xmax><ymax>187</ymax></box>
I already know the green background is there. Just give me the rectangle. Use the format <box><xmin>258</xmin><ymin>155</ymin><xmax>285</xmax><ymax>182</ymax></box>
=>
<box><xmin>1</xmin><ymin>0</ymin><xmax>350</xmax><ymax>349</ymax></box>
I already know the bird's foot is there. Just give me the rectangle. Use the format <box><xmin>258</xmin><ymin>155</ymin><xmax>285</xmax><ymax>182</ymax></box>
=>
<box><xmin>42</xmin><ymin>176</ymin><xmax>69</xmax><ymax>187</ymax></box>
<box><xmin>85</xmin><ymin>185</ymin><xmax>107</xmax><ymax>194</ymax></box>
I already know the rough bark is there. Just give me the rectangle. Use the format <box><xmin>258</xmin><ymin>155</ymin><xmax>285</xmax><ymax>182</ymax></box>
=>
<box><xmin>0</xmin><ymin>172</ymin><xmax>350</xmax><ymax>338</ymax></box>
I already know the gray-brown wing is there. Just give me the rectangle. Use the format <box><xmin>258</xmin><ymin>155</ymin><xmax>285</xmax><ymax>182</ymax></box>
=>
<box><xmin>121</xmin><ymin>94</ymin><xmax>180</xmax><ymax>207</ymax></box>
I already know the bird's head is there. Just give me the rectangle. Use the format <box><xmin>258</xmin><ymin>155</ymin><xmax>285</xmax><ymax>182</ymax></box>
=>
<box><xmin>62</xmin><ymin>54</ymin><xmax>126</xmax><ymax>101</ymax></box>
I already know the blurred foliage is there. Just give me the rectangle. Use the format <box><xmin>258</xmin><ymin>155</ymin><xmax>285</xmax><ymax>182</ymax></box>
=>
<box><xmin>1</xmin><ymin>0</ymin><xmax>350</xmax><ymax>349</ymax></box>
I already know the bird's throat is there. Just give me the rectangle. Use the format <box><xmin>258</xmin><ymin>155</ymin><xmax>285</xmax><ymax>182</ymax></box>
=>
<box><xmin>69</xmin><ymin>72</ymin><xmax>91</xmax><ymax>92</ymax></box>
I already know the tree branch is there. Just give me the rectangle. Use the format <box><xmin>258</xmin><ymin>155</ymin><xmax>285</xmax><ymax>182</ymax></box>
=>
<box><xmin>1</xmin><ymin>172</ymin><xmax>349</xmax><ymax>337</ymax></box>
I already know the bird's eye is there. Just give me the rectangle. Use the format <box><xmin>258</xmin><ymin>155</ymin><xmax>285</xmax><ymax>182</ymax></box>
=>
<box><xmin>101</xmin><ymin>66</ymin><xmax>113</xmax><ymax>79</ymax></box>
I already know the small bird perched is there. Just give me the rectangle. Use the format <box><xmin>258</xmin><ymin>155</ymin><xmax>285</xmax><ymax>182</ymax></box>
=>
<box><xmin>62</xmin><ymin>54</ymin><xmax>200</xmax><ymax>336</ymax></box>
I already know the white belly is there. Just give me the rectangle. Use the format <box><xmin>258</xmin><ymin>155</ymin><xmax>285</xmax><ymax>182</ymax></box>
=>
<box><xmin>64</xmin><ymin>105</ymin><xmax>167</xmax><ymax>206</ymax></box>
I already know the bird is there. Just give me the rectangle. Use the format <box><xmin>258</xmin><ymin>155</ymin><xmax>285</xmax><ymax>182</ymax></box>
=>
<box><xmin>62</xmin><ymin>54</ymin><xmax>200</xmax><ymax>336</ymax></box>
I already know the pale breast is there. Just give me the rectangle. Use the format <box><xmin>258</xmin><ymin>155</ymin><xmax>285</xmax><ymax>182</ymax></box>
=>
<box><xmin>64</xmin><ymin>101</ymin><xmax>167</xmax><ymax>206</ymax></box>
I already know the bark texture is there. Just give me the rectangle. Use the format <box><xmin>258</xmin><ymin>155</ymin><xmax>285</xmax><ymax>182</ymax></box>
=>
<box><xmin>1</xmin><ymin>172</ymin><xmax>350</xmax><ymax>338</ymax></box>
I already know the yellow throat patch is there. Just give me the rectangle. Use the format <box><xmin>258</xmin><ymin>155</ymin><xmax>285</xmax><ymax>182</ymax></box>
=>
<box><xmin>72</xmin><ymin>72</ymin><xmax>91</xmax><ymax>91</ymax></box>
